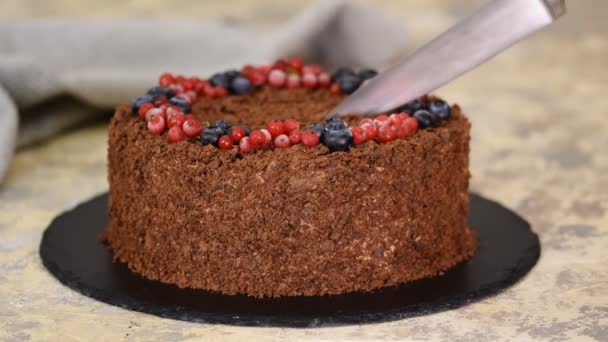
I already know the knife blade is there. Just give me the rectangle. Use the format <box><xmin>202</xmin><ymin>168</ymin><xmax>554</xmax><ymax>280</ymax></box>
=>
<box><xmin>329</xmin><ymin>0</ymin><xmax>566</xmax><ymax>117</ymax></box>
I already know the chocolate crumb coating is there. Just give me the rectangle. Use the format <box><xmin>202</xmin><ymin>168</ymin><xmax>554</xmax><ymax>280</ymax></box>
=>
<box><xmin>104</xmin><ymin>87</ymin><xmax>477</xmax><ymax>298</ymax></box>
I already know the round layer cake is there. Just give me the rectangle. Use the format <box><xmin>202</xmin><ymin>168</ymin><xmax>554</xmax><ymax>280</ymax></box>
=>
<box><xmin>104</xmin><ymin>61</ymin><xmax>477</xmax><ymax>298</ymax></box>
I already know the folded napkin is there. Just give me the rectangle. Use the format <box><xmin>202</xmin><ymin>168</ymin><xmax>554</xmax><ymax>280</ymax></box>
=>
<box><xmin>0</xmin><ymin>0</ymin><xmax>407</xmax><ymax>182</ymax></box>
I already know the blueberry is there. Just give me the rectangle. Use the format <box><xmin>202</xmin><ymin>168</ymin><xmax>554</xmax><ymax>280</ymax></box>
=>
<box><xmin>307</xmin><ymin>123</ymin><xmax>325</xmax><ymax>136</ymax></box>
<box><xmin>358</xmin><ymin>69</ymin><xmax>378</xmax><ymax>80</ymax></box>
<box><xmin>146</xmin><ymin>86</ymin><xmax>175</xmax><ymax>99</ymax></box>
<box><xmin>130</xmin><ymin>94</ymin><xmax>154</xmax><ymax>114</ymax></box>
<box><xmin>321</xmin><ymin>128</ymin><xmax>353</xmax><ymax>152</ymax></box>
<box><xmin>337</xmin><ymin>74</ymin><xmax>362</xmax><ymax>94</ymax></box>
<box><xmin>200</xmin><ymin>127</ymin><xmax>224</xmax><ymax>147</ymax></box>
<box><xmin>229</xmin><ymin>76</ymin><xmax>252</xmax><ymax>95</ymax></box>
<box><xmin>324</xmin><ymin>118</ymin><xmax>347</xmax><ymax>131</ymax></box>
<box><xmin>209</xmin><ymin>120</ymin><xmax>232</xmax><ymax>135</ymax></box>
<box><xmin>169</xmin><ymin>96</ymin><xmax>192</xmax><ymax>113</ymax></box>
<box><xmin>429</xmin><ymin>100</ymin><xmax>451</xmax><ymax>120</ymax></box>
<box><xmin>331</xmin><ymin>67</ymin><xmax>356</xmax><ymax>81</ymax></box>
<box><xmin>413</xmin><ymin>109</ymin><xmax>442</xmax><ymax>128</ymax></box>
<box><xmin>223</xmin><ymin>69</ymin><xmax>241</xmax><ymax>81</ymax></box>
<box><xmin>398</xmin><ymin>99</ymin><xmax>425</xmax><ymax>114</ymax></box>
<box><xmin>209</xmin><ymin>73</ymin><xmax>230</xmax><ymax>88</ymax></box>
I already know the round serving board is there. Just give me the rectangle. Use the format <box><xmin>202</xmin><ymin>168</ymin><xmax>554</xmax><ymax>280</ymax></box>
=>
<box><xmin>40</xmin><ymin>192</ymin><xmax>539</xmax><ymax>327</ymax></box>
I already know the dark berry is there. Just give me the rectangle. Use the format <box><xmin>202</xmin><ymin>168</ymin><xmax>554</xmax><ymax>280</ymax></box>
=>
<box><xmin>229</xmin><ymin>76</ymin><xmax>252</xmax><ymax>95</ymax></box>
<box><xmin>209</xmin><ymin>120</ymin><xmax>232</xmax><ymax>135</ymax></box>
<box><xmin>321</xmin><ymin>128</ymin><xmax>353</xmax><ymax>152</ymax></box>
<box><xmin>331</xmin><ymin>67</ymin><xmax>356</xmax><ymax>81</ymax></box>
<box><xmin>358</xmin><ymin>69</ymin><xmax>378</xmax><ymax>80</ymax></box>
<box><xmin>337</xmin><ymin>74</ymin><xmax>362</xmax><ymax>94</ymax></box>
<box><xmin>324</xmin><ymin>118</ymin><xmax>347</xmax><ymax>131</ymax></box>
<box><xmin>169</xmin><ymin>96</ymin><xmax>192</xmax><ymax>113</ymax></box>
<box><xmin>399</xmin><ymin>99</ymin><xmax>425</xmax><ymax>114</ymax></box>
<box><xmin>146</xmin><ymin>86</ymin><xmax>175</xmax><ymax>99</ymax></box>
<box><xmin>200</xmin><ymin>127</ymin><xmax>224</xmax><ymax>147</ymax></box>
<box><xmin>307</xmin><ymin>123</ymin><xmax>325</xmax><ymax>136</ymax></box>
<box><xmin>224</xmin><ymin>69</ymin><xmax>241</xmax><ymax>81</ymax></box>
<box><xmin>131</xmin><ymin>94</ymin><xmax>154</xmax><ymax>114</ymax></box>
<box><xmin>429</xmin><ymin>99</ymin><xmax>451</xmax><ymax>120</ymax></box>
<box><xmin>413</xmin><ymin>110</ymin><xmax>439</xmax><ymax>129</ymax></box>
<box><xmin>209</xmin><ymin>73</ymin><xmax>230</xmax><ymax>88</ymax></box>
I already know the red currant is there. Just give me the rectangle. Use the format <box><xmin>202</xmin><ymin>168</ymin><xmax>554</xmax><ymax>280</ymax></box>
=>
<box><xmin>302</xmin><ymin>64</ymin><xmax>322</xmax><ymax>75</ymax></box>
<box><xmin>215</xmin><ymin>86</ymin><xmax>227</xmax><ymax>97</ymax></box>
<box><xmin>288</xmin><ymin>57</ymin><xmax>304</xmax><ymax>72</ymax></box>
<box><xmin>403</xmin><ymin>117</ymin><xmax>419</xmax><ymax>134</ymax></box>
<box><xmin>218</xmin><ymin>135</ymin><xmax>234</xmax><ymax>150</ymax></box>
<box><xmin>167</xmin><ymin>113</ymin><xmax>185</xmax><ymax>128</ymax></box>
<box><xmin>182</xmin><ymin>119</ymin><xmax>202</xmax><ymax>137</ymax></box>
<box><xmin>288</xmin><ymin>129</ymin><xmax>302</xmax><ymax>144</ymax></box>
<box><xmin>284</xmin><ymin>118</ymin><xmax>300</xmax><ymax>132</ymax></box>
<box><xmin>138</xmin><ymin>102</ymin><xmax>154</xmax><ymax>120</ymax></box>
<box><xmin>145</xmin><ymin>107</ymin><xmax>165</xmax><ymax>121</ymax></box>
<box><xmin>286</xmin><ymin>74</ymin><xmax>301</xmax><ymax>89</ymax></box>
<box><xmin>159</xmin><ymin>73</ymin><xmax>174</xmax><ymax>86</ymax></box>
<box><xmin>274</xmin><ymin>134</ymin><xmax>291</xmax><ymax>148</ymax></box>
<box><xmin>248</xmin><ymin>70</ymin><xmax>266</xmax><ymax>86</ymax></box>
<box><xmin>376</xmin><ymin>124</ymin><xmax>396</xmax><ymax>143</ymax></box>
<box><xmin>168</xmin><ymin>126</ymin><xmax>185</xmax><ymax>143</ymax></box>
<box><xmin>318</xmin><ymin>72</ymin><xmax>331</xmax><ymax>87</ymax></box>
<box><xmin>302</xmin><ymin>73</ymin><xmax>317</xmax><ymax>89</ymax></box>
<box><xmin>301</xmin><ymin>130</ymin><xmax>320</xmax><ymax>147</ymax></box>
<box><xmin>147</xmin><ymin>115</ymin><xmax>166</xmax><ymax>135</ymax></box>
<box><xmin>266</xmin><ymin>120</ymin><xmax>286</xmax><ymax>137</ymax></box>
<box><xmin>361</xmin><ymin>123</ymin><xmax>377</xmax><ymax>141</ymax></box>
<box><xmin>268</xmin><ymin>69</ymin><xmax>286</xmax><ymax>88</ymax></box>
<box><xmin>351</xmin><ymin>126</ymin><xmax>367</xmax><ymax>145</ymax></box>
<box><xmin>260</xmin><ymin>129</ymin><xmax>272</xmax><ymax>143</ymax></box>
<box><xmin>239</xmin><ymin>136</ymin><xmax>253</xmax><ymax>153</ymax></box>
<box><xmin>249</xmin><ymin>130</ymin><xmax>268</xmax><ymax>149</ymax></box>
<box><xmin>229</xmin><ymin>126</ymin><xmax>246</xmax><ymax>143</ymax></box>
<box><xmin>374</xmin><ymin>115</ymin><xmax>390</xmax><ymax>126</ymax></box>
<box><xmin>329</xmin><ymin>82</ymin><xmax>341</xmax><ymax>94</ymax></box>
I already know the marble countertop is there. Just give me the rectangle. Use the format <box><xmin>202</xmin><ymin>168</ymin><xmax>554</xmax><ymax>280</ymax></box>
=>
<box><xmin>1</xmin><ymin>1</ymin><xmax>607</xmax><ymax>341</ymax></box>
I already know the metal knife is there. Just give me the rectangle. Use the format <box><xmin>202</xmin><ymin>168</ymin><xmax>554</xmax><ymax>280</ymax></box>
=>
<box><xmin>329</xmin><ymin>0</ymin><xmax>566</xmax><ymax>117</ymax></box>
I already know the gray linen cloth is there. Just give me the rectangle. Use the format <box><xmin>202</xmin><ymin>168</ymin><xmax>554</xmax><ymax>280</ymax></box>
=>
<box><xmin>0</xmin><ymin>0</ymin><xmax>407</xmax><ymax>182</ymax></box>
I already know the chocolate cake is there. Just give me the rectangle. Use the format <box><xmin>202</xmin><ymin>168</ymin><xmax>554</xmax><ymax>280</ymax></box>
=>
<box><xmin>104</xmin><ymin>59</ymin><xmax>477</xmax><ymax>298</ymax></box>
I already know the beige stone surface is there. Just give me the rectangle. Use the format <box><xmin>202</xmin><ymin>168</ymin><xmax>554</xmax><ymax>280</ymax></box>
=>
<box><xmin>1</xmin><ymin>1</ymin><xmax>607</xmax><ymax>341</ymax></box>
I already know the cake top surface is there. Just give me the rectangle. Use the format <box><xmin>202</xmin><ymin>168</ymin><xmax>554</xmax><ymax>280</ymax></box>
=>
<box><xmin>125</xmin><ymin>57</ymin><xmax>459</xmax><ymax>154</ymax></box>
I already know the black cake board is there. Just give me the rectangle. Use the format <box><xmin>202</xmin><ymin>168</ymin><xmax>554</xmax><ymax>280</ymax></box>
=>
<box><xmin>39</xmin><ymin>192</ymin><xmax>539</xmax><ymax>328</ymax></box>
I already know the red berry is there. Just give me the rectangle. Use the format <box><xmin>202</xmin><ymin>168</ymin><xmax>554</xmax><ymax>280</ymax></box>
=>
<box><xmin>284</xmin><ymin>118</ymin><xmax>300</xmax><ymax>132</ymax></box>
<box><xmin>301</xmin><ymin>130</ymin><xmax>320</xmax><ymax>147</ymax></box>
<box><xmin>403</xmin><ymin>117</ymin><xmax>419</xmax><ymax>134</ymax></box>
<box><xmin>241</xmin><ymin>64</ymin><xmax>255</xmax><ymax>76</ymax></box>
<box><xmin>167</xmin><ymin>113</ymin><xmax>185</xmax><ymax>128</ymax></box>
<box><xmin>184</xmin><ymin>90</ymin><xmax>197</xmax><ymax>103</ymax></box>
<box><xmin>376</xmin><ymin>124</ymin><xmax>396</xmax><ymax>143</ymax></box>
<box><xmin>145</xmin><ymin>107</ymin><xmax>165</xmax><ymax>121</ymax></box>
<box><xmin>286</xmin><ymin>74</ymin><xmax>301</xmax><ymax>89</ymax></box>
<box><xmin>182</xmin><ymin>119</ymin><xmax>202</xmax><ymax>137</ymax></box>
<box><xmin>288</xmin><ymin>129</ymin><xmax>302</xmax><ymax>144</ymax></box>
<box><xmin>239</xmin><ymin>136</ymin><xmax>253</xmax><ymax>153</ymax></box>
<box><xmin>203</xmin><ymin>84</ymin><xmax>216</xmax><ymax>98</ymax></box>
<box><xmin>168</xmin><ymin>126</ymin><xmax>185</xmax><ymax>143</ymax></box>
<box><xmin>361</xmin><ymin>123</ymin><xmax>378</xmax><ymax>141</ymax></box>
<box><xmin>267</xmin><ymin>120</ymin><xmax>287</xmax><ymax>137</ymax></box>
<box><xmin>389</xmin><ymin>113</ymin><xmax>409</xmax><ymax>125</ymax></box>
<box><xmin>374</xmin><ymin>115</ymin><xmax>390</xmax><ymax>127</ymax></box>
<box><xmin>218</xmin><ymin>135</ymin><xmax>234</xmax><ymax>150</ymax></box>
<box><xmin>268</xmin><ymin>69</ymin><xmax>286</xmax><ymax>88</ymax></box>
<box><xmin>229</xmin><ymin>126</ymin><xmax>246</xmax><ymax>143</ymax></box>
<box><xmin>359</xmin><ymin>118</ymin><xmax>374</xmax><ymax>126</ymax></box>
<box><xmin>288</xmin><ymin>57</ymin><xmax>304</xmax><ymax>72</ymax></box>
<box><xmin>302</xmin><ymin>64</ymin><xmax>322</xmax><ymax>76</ymax></box>
<box><xmin>249</xmin><ymin>130</ymin><xmax>268</xmax><ymax>149</ymax></box>
<box><xmin>248</xmin><ymin>70</ymin><xmax>267</xmax><ymax>86</ymax></box>
<box><xmin>394</xmin><ymin>122</ymin><xmax>408</xmax><ymax>139</ymax></box>
<box><xmin>166</xmin><ymin>106</ymin><xmax>183</xmax><ymax>119</ymax></box>
<box><xmin>260</xmin><ymin>129</ymin><xmax>272</xmax><ymax>143</ymax></box>
<box><xmin>182</xmin><ymin>79</ymin><xmax>194</xmax><ymax>91</ymax></box>
<box><xmin>169</xmin><ymin>84</ymin><xmax>184</xmax><ymax>95</ymax></box>
<box><xmin>159</xmin><ymin>73</ymin><xmax>174</xmax><ymax>86</ymax></box>
<box><xmin>318</xmin><ymin>72</ymin><xmax>331</xmax><ymax>87</ymax></box>
<box><xmin>329</xmin><ymin>82</ymin><xmax>341</xmax><ymax>94</ymax></box>
<box><xmin>274</xmin><ymin>134</ymin><xmax>291</xmax><ymax>148</ymax></box>
<box><xmin>147</xmin><ymin>115</ymin><xmax>166</xmax><ymax>135</ymax></box>
<box><xmin>175</xmin><ymin>75</ymin><xmax>186</xmax><ymax>84</ymax></box>
<box><xmin>184</xmin><ymin>114</ymin><xmax>196</xmax><ymax>121</ymax></box>
<box><xmin>272</xmin><ymin>59</ymin><xmax>288</xmax><ymax>71</ymax></box>
<box><xmin>153</xmin><ymin>97</ymin><xmax>168</xmax><ymax>106</ymax></box>
<box><xmin>215</xmin><ymin>86</ymin><xmax>227</xmax><ymax>97</ymax></box>
<box><xmin>138</xmin><ymin>102</ymin><xmax>155</xmax><ymax>120</ymax></box>
<box><xmin>257</xmin><ymin>64</ymin><xmax>272</xmax><ymax>75</ymax></box>
<box><xmin>302</xmin><ymin>73</ymin><xmax>318</xmax><ymax>89</ymax></box>
<box><xmin>351</xmin><ymin>126</ymin><xmax>367</xmax><ymax>145</ymax></box>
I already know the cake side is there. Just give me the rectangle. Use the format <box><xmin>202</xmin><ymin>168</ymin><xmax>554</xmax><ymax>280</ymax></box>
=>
<box><xmin>105</xmin><ymin>88</ymin><xmax>476</xmax><ymax>297</ymax></box>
